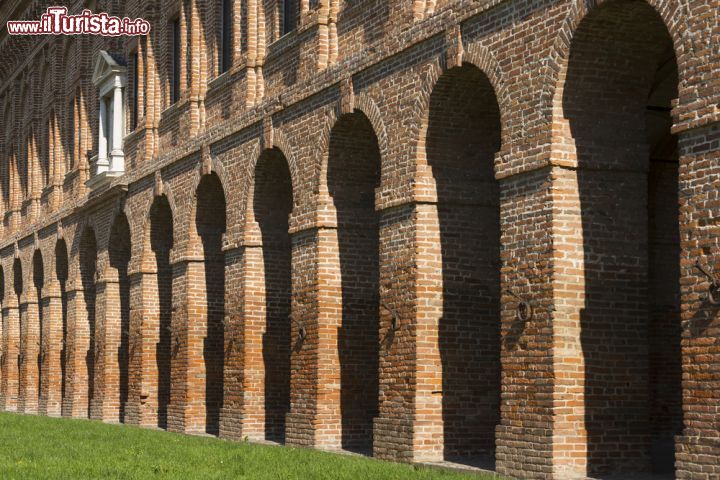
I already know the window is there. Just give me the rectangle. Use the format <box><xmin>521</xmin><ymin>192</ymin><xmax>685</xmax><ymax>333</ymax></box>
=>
<box><xmin>131</xmin><ymin>50</ymin><xmax>139</xmax><ymax>130</ymax></box>
<box><xmin>220</xmin><ymin>0</ymin><xmax>232</xmax><ymax>73</ymax></box>
<box><xmin>171</xmin><ymin>18</ymin><xmax>181</xmax><ymax>103</ymax></box>
<box><xmin>90</xmin><ymin>50</ymin><xmax>127</xmax><ymax>184</ymax></box>
<box><xmin>68</xmin><ymin>97</ymin><xmax>75</xmax><ymax>169</ymax></box>
<box><xmin>281</xmin><ymin>0</ymin><xmax>297</xmax><ymax>36</ymax></box>
<box><xmin>104</xmin><ymin>95</ymin><xmax>114</xmax><ymax>154</ymax></box>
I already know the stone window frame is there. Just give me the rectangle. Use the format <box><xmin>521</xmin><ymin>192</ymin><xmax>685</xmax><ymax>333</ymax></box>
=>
<box><xmin>88</xmin><ymin>50</ymin><xmax>127</xmax><ymax>187</ymax></box>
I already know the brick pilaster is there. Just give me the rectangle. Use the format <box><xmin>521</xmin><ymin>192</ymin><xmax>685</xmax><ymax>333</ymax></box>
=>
<box><xmin>285</xmin><ymin>225</ymin><xmax>342</xmax><ymax>449</ymax></box>
<box><xmin>219</xmin><ymin>247</ymin><xmax>244</xmax><ymax>440</ymax></box>
<box><xmin>231</xmin><ymin>240</ymin><xmax>266</xmax><ymax>441</ymax></box>
<box><xmin>39</xmin><ymin>280</ymin><xmax>62</xmax><ymax>417</ymax></box>
<box><xmin>0</xmin><ymin>297</ymin><xmax>19</xmax><ymax>412</ymax></box>
<box><xmin>167</xmin><ymin>255</ymin><xmax>207</xmax><ymax>434</ymax></box>
<box><xmin>676</xmin><ymin>123</ymin><xmax>720</xmax><ymax>479</ymax></box>
<box><xmin>373</xmin><ymin>201</ymin><xmax>442</xmax><ymax>463</ymax></box>
<box><xmin>91</xmin><ymin>271</ymin><xmax>122</xmax><ymax>422</ymax></box>
<box><xmin>495</xmin><ymin>167</ymin><xmax>556</xmax><ymax>478</ymax></box>
<box><xmin>127</xmin><ymin>270</ymin><xmax>157</xmax><ymax>427</ymax></box>
<box><xmin>64</xmin><ymin>282</ymin><xmax>91</xmax><ymax>418</ymax></box>
<box><xmin>18</xmin><ymin>291</ymin><xmax>40</xmax><ymax>414</ymax></box>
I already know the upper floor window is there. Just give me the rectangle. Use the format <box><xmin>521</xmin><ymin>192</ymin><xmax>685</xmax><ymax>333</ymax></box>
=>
<box><xmin>171</xmin><ymin>17</ymin><xmax>181</xmax><ymax>103</ymax></box>
<box><xmin>220</xmin><ymin>0</ymin><xmax>232</xmax><ymax>74</ymax></box>
<box><xmin>67</xmin><ymin>96</ymin><xmax>75</xmax><ymax>170</ymax></box>
<box><xmin>281</xmin><ymin>0</ymin><xmax>297</xmax><ymax>36</ymax></box>
<box><xmin>90</xmin><ymin>50</ymin><xmax>127</xmax><ymax>184</ymax></box>
<box><xmin>130</xmin><ymin>50</ymin><xmax>139</xmax><ymax>131</ymax></box>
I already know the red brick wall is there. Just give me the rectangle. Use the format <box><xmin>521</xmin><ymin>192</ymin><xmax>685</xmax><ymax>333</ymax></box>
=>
<box><xmin>0</xmin><ymin>0</ymin><xmax>719</xmax><ymax>478</ymax></box>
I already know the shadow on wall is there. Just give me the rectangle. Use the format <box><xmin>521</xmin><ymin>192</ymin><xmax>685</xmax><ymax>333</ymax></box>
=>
<box><xmin>327</xmin><ymin>110</ymin><xmax>381</xmax><ymax>454</ymax></box>
<box><xmin>196</xmin><ymin>173</ymin><xmax>227</xmax><ymax>436</ymax></box>
<box><xmin>426</xmin><ymin>63</ymin><xmax>502</xmax><ymax>465</ymax></box>
<box><xmin>563</xmin><ymin>1</ymin><xmax>681</xmax><ymax>476</ymax></box>
<box><xmin>254</xmin><ymin>148</ymin><xmax>292</xmax><ymax>444</ymax></box>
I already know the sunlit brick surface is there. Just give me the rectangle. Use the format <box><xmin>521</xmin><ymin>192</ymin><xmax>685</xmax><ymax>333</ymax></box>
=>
<box><xmin>0</xmin><ymin>0</ymin><xmax>718</xmax><ymax>478</ymax></box>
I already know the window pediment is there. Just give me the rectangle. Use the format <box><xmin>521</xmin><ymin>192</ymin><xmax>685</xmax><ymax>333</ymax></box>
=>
<box><xmin>92</xmin><ymin>50</ymin><xmax>127</xmax><ymax>94</ymax></box>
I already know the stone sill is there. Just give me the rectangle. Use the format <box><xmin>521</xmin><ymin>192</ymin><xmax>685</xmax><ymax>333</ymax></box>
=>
<box><xmin>86</xmin><ymin>170</ymin><xmax>125</xmax><ymax>190</ymax></box>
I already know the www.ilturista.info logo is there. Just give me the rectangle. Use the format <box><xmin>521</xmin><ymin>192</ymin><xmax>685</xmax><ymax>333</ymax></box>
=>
<box><xmin>7</xmin><ymin>7</ymin><xmax>150</xmax><ymax>36</ymax></box>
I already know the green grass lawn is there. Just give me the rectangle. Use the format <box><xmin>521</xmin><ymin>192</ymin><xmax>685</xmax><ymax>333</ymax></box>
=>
<box><xmin>0</xmin><ymin>412</ymin><xmax>496</xmax><ymax>479</ymax></box>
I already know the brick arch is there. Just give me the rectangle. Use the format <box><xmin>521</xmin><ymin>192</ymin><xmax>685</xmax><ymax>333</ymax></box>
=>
<box><xmin>1</xmin><ymin>255</ymin><xmax>15</xmax><ymax>301</ymax></box>
<box><xmin>98</xmin><ymin>200</ymin><xmax>132</xmax><ymax>278</ymax></box>
<box><xmin>269</xmin><ymin>129</ymin><xmax>301</xmax><ymax>203</ymax></box>
<box><xmin>138</xmin><ymin>182</ymin><xmax>179</xmax><ymax>268</ymax></box>
<box><xmin>245</xmin><ymin>139</ymin><xmax>294</xmax><ymax>444</ymax></box>
<box><xmin>13</xmin><ymin>249</ymin><xmax>28</xmax><ymax>301</ymax></box>
<box><xmin>30</xmin><ymin>247</ymin><xmax>45</xmax><ymax>413</ymax></box>
<box><xmin>193</xmin><ymin>154</ymin><xmax>230</xmax><ymax>200</ymax></box>
<box><xmin>351</xmin><ymin>94</ymin><xmax>390</xmax><ymax>161</ymax></box>
<box><xmin>47</xmin><ymin>227</ymin><xmax>64</xmax><ymax>284</ymax></box>
<box><xmin>68</xmin><ymin>217</ymin><xmax>99</xmax><ymax>285</ymax></box>
<box><xmin>241</xmin><ymin>137</ymin><xmax>299</xmax><ymax>225</ymax></box>
<box><xmin>183</xmin><ymin>153</ymin><xmax>229</xmax><ymax>251</ymax></box>
<box><xmin>104</xmin><ymin>211</ymin><xmax>132</xmax><ymax>273</ymax></box>
<box><xmin>238</xmin><ymin>141</ymin><xmax>263</xmax><ymax>227</ymax></box>
<box><xmin>323</xmin><ymin>103</ymin><xmax>383</xmax><ymax>452</ymax></box>
<box><xmin>414</xmin><ymin>52</ymin><xmax>509</xmax><ymax>175</ymax></box>
<box><xmin>316</xmin><ymin>93</ymin><xmax>389</xmax><ymax>194</ymax></box>
<box><xmin>11</xmin><ymin>255</ymin><xmax>24</xmax><ymax>318</ymax></box>
<box><xmin>412</xmin><ymin>61</ymin><xmax>442</xmax><ymax>170</ymax></box>
<box><xmin>129</xmin><ymin>194</ymin><xmax>155</xmax><ymax>275</ymax></box>
<box><xmin>32</xmin><ymin>247</ymin><xmax>45</xmax><ymax>290</ymax></box>
<box><xmin>313</xmin><ymin>108</ymin><xmax>337</xmax><ymax>195</ymax></box>
<box><xmin>543</xmin><ymin>0</ymin><xmax>689</xmax><ymax>126</ymax></box>
<box><xmin>462</xmin><ymin>43</ymin><xmax>511</xmax><ymax>147</ymax></box>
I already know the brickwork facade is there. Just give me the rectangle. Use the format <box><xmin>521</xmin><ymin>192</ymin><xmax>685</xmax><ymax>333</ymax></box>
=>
<box><xmin>0</xmin><ymin>0</ymin><xmax>718</xmax><ymax>478</ymax></box>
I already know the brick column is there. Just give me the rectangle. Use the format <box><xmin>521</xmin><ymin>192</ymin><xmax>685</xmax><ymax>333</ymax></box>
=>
<box><xmin>372</xmin><ymin>199</ymin><xmax>441</xmax><ymax>462</ymax></box>
<box><xmin>285</xmin><ymin>227</ymin><xmax>342</xmax><ymax>448</ymax></box>
<box><xmin>0</xmin><ymin>296</ymin><xmax>19</xmax><ymax>411</ymax></box>
<box><xmin>229</xmin><ymin>232</ymin><xmax>265</xmax><ymax>441</ymax></box>
<box><xmin>676</xmin><ymin>123</ymin><xmax>720</xmax><ymax>479</ymax></box>
<box><xmin>220</xmin><ymin>219</ymin><xmax>283</xmax><ymax>443</ymax></box>
<box><xmin>126</xmin><ymin>269</ymin><xmax>157</xmax><ymax>427</ymax></box>
<box><xmin>18</xmin><ymin>291</ymin><xmax>40</xmax><ymax>414</ymax></box>
<box><xmin>39</xmin><ymin>279</ymin><xmax>62</xmax><ymax>416</ymax></box>
<box><xmin>219</xmin><ymin>246</ymin><xmax>244</xmax><ymax>440</ymax></box>
<box><xmin>545</xmin><ymin>166</ymin><xmax>587</xmax><ymax>479</ymax></box>
<box><xmin>495</xmin><ymin>167</ymin><xmax>557</xmax><ymax>478</ymax></box>
<box><xmin>64</xmin><ymin>280</ymin><xmax>91</xmax><ymax>418</ymax></box>
<box><xmin>91</xmin><ymin>269</ymin><xmax>121</xmax><ymax>422</ymax></box>
<box><xmin>284</xmin><ymin>197</ymin><xmax>342</xmax><ymax>449</ymax></box>
<box><xmin>167</xmin><ymin>252</ymin><xmax>207</xmax><ymax>434</ymax></box>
